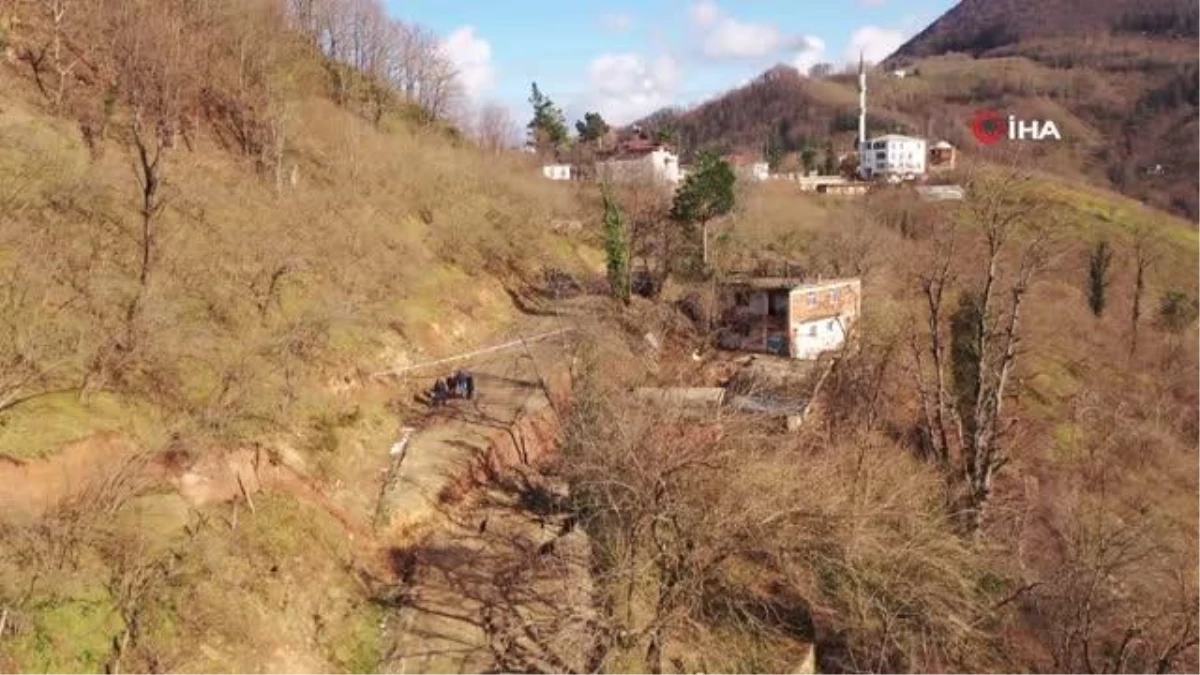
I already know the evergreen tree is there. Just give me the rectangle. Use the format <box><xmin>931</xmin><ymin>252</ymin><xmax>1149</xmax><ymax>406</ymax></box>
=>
<box><xmin>950</xmin><ymin>291</ymin><xmax>983</xmax><ymax>432</ymax></box>
<box><xmin>1087</xmin><ymin>239</ymin><xmax>1114</xmax><ymax>316</ymax></box>
<box><xmin>763</xmin><ymin>134</ymin><xmax>784</xmax><ymax>172</ymax></box>
<box><xmin>527</xmin><ymin>82</ymin><xmax>568</xmax><ymax>152</ymax></box>
<box><xmin>602</xmin><ymin>185</ymin><xmax>631</xmax><ymax>304</ymax></box>
<box><xmin>670</xmin><ymin>151</ymin><xmax>736</xmax><ymax>268</ymax></box>
<box><xmin>574</xmin><ymin>112</ymin><xmax>610</xmax><ymax>146</ymax></box>
<box><xmin>800</xmin><ymin>146</ymin><xmax>817</xmax><ymax>174</ymax></box>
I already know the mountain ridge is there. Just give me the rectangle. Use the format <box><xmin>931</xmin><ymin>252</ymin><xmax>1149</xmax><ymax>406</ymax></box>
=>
<box><xmin>885</xmin><ymin>0</ymin><xmax>1198</xmax><ymax>64</ymax></box>
<box><xmin>631</xmin><ymin>0</ymin><xmax>1198</xmax><ymax>218</ymax></box>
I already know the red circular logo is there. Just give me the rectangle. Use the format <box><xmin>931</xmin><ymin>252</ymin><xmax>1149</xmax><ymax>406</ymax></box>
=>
<box><xmin>971</xmin><ymin>109</ymin><xmax>1006</xmax><ymax>146</ymax></box>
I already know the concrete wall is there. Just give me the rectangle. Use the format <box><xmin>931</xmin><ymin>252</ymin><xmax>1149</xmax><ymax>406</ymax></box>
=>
<box><xmin>542</xmin><ymin>164</ymin><xmax>573</xmax><ymax>180</ymax></box>
<box><xmin>787</xmin><ymin>279</ymin><xmax>861</xmax><ymax>360</ymax></box>
<box><xmin>598</xmin><ymin>149</ymin><xmax>680</xmax><ymax>184</ymax></box>
<box><xmin>789</xmin><ymin>279</ymin><xmax>861</xmax><ymax>324</ymax></box>
<box><xmin>798</xmin><ymin>175</ymin><xmax>849</xmax><ymax>192</ymax></box>
<box><xmin>791</xmin><ymin>316</ymin><xmax>847</xmax><ymax>359</ymax></box>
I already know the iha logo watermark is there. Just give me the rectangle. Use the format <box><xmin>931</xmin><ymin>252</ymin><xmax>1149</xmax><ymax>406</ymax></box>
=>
<box><xmin>971</xmin><ymin>109</ymin><xmax>1062</xmax><ymax>145</ymax></box>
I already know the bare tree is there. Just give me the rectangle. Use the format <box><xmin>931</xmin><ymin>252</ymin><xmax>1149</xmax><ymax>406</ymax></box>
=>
<box><xmin>910</xmin><ymin>221</ymin><xmax>959</xmax><ymax>473</ymax></box>
<box><xmin>1129</xmin><ymin>224</ymin><xmax>1161</xmax><ymax>356</ymax></box>
<box><xmin>286</xmin><ymin>0</ymin><xmax>323</xmax><ymax>44</ymax></box>
<box><xmin>47</xmin><ymin>0</ymin><xmax>79</xmax><ymax>112</ymax></box>
<box><xmin>391</xmin><ymin>21</ymin><xmax>461</xmax><ymax>122</ymax></box>
<box><xmin>475</xmin><ymin>102</ymin><xmax>517</xmax><ymax>153</ymax></box>
<box><xmin>559</xmin><ymin>339</ymin><xmax>994</xmax><ymax>672</ymax></box>
<box><xmin>314</xmin><ymin>0</ymin><xmax>351</xmax><ymax>103</ymax></box>
<box><xmin>344</xmin><ymin>0</ymin><xmax>393</xmax><ymax>124</ymax></box>
<box><xmin>911</xmin><ymin>171</ymin><xmax>1054</xmax><ymax>533</ymax></box>
<box><xmin>0</xmin><ymin>263</ymin><xmax>81</xmax><ymax>413</ymax></box>
<box><xmin>86</xmin><ymin>0</ymin><xmax>196</xmax><ymax>380</ymax></box>
<box><xmin>1014</xmin><ymin>445</ymin><xmax>1200</xmax><ymax>675</ymax></box>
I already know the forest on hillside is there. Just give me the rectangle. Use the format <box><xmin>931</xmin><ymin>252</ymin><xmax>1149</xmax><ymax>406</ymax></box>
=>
<box><xmin>0</xmin><ymin>0</ymin><xmax>581</xmax><ymax>455</ymax></box>
<box><xmin>636</xmin><ymin>39</ymin><xmax>1198</xmax><ymax>219</ymax></box>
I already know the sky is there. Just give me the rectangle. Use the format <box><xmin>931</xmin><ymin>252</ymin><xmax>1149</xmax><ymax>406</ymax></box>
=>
<box><xmin>385</xmin><ymin>0</ymin><xmax>957</xmax><ymax>128</ymax></box>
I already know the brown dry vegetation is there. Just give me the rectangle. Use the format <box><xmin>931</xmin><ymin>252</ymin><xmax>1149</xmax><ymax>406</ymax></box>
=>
<box><xmin>0</xmin><ymin>0</ymin><xmax>597</xmax><ymax>671</ymax></box>
<box><xmin>550</xmin><ymin>168</ymin><xmax>1198</xmax><ymax>672</ymax></box>
<box><xmin>0</xmin><ymin>0</ymin><xmax>595</xmax><ymax>456</ymax></box>
<box><xmin>0</xmin><ymin>0</ymin><xmax>1196</xmax><ymax>673</ymax></box>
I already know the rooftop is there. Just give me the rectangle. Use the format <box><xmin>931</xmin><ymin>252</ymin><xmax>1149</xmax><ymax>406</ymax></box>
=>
<box><xmin>868</xmin><ymin>134</ymin><xmax>926</xmax><ymax>143</ymax></box>
<box><xmin>601</xmin><ymin>140</ymin><xmax>676</xmax><ymax>162</ymax></box>
<box><xmin>721</xmin><ymin>276</ymin><xmax>861</xmax><ymax>291</ymax></box>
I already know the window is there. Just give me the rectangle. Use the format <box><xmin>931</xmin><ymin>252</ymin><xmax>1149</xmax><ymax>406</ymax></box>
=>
<box><xmin>832</xmin><ymin>287</ymin><xmax>841</xmax><ymax>303</ymax></box>
<box><xmin>827</xmin><ymin>320</ymin><xmax>836</xmax><ymax>332</ymax></box>
<box><xmin>807</xmin><ymin>292</ymin><xmax>816</xmax><ymax>307</ymax></box>
<box><xmin>808</xmin><ymin>325</ymin><xmax>817</xmax><ymax>337</ymax></box>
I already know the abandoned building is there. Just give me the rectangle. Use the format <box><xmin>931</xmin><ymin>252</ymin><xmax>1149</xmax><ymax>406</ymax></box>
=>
<box><xmin>717</xmin><ymin>277</ymin><xmax>862</xmax><ymax>360</ymax></box>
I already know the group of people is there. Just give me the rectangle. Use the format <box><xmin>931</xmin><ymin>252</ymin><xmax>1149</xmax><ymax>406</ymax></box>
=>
<box><xmin>430</xmin><ymin>369</ymin><xmax>475</xmax><ymax>407</ymax></box>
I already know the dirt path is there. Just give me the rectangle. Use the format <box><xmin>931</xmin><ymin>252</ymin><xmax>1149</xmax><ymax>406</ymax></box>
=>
<box><xmin>366</xmin><ymin>338</ymin><xmax>593</xmax><ymax>673</ymax></box>
<box><xmin>375</xmin><ymin>339</ymin><xmax>567</xmax><ymax>535</ymax></box>
<box><xmin>0</xmin><ymin>321</ymin><xmax>586</xmax><ymax>672</ymax></box>
<box><xmin>0</xmin><ymin>325</ymin><xmax>569</xmax><ymax>524</ymax></box>
<box><xmin>380</xmin><ymin>480</ymin><xmax>595</xmax><ymax>674</ymax></box>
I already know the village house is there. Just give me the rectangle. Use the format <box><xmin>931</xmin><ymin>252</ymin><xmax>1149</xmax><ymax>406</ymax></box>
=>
<box><xmin>596</xmin><ymin>138</ymin><xmax>681</xmax><ymax>185</ymax></box>
<box><xmin>929</xmin><ymin>140</ymin><xmax>957</xmax><ymax>170</ymax></box>
<box><xmin>716</xmin><ymin>277</ymin><xmax>862</xmax><ymax>360</ymax></box>
<box><xmin>725</xmin><ymin>152</ymin><xmax>770</xmax><ymax>181</ymax></box>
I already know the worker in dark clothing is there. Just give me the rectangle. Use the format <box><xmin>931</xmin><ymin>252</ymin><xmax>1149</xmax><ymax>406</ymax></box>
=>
<box><xmin>431</xmin><ymin>378</ymin><xmax>448</xmax><ymax>407</ymax></box>
<box><xmin>464</xmin><ymin>371</ymin><xmax>474</xmax><ymax>400</ymax></box>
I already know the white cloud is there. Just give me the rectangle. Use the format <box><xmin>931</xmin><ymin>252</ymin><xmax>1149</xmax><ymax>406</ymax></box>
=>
<box><xmin>689</xmin><ymin>1</ymin><xmax>820</xmax><ymax>62</ymax></box>
<box><xmin>858</xmin><ymin>0</ymin><xmax>889</xmax><ymax>6</ymax></box>
<box><xmin>690</xmin><ymin>0</ymin><xmax>720</xmax><ymax>27</ymax></box>
<box><xmin>586</xmin><ymin>53</ymin><xmax>681</xmax><ymax>125</ymax></box>
<box><xmin>844</xmin><ymin>25</ymin><xmax>908</xmax><ymax>64</ymax></box>
<box><xmin>440</xmin><ymin>26</ymin><xmax>495</xmax><ymax>100</ymax></box>
<box><xmin>599</xmin><ymin>12</ymin><xmax>633</xmax><ymax>32</ymax></box>
<box><xmin>792</xmin><ymin>36</ymin><xmax>827</xmax><ymax>74</ymax></box>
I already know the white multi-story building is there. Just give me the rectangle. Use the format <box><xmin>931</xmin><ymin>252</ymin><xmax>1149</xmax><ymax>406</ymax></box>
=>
<box><xmin>859</xmin><ymin>134</ymin><xmax>927</xmax><ymax>181</ymax></box>
<box><xmin>855</xmin><ymin>54</ymin><xmax>927</xmax><ymax>182</ymax></box>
